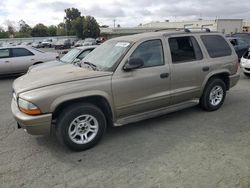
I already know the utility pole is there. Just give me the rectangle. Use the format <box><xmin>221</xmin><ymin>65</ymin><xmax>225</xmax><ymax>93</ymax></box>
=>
<box><xmin>113</xmin><ymin>19</ymin><xmax>116</xmax><ymax>28</ymax></box>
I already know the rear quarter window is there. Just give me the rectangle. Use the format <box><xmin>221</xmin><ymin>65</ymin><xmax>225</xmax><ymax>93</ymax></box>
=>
<box><xmin>201</xmin><ymin>35</ymin><xmax>232</xmax><ymax>58</ymax></box>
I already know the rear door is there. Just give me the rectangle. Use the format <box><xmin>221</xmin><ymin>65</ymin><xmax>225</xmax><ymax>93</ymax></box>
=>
<box><xmin>166</xmin><ymin>35</ymin><xmax>208</xmax><ymax>104</ymax></box>
<box><xmin>0</xmin><ymin>48</ymin><xmax>12</xmax><ymax>75</ymax></box>
<box><xmin>10</xmin><ymin>48</ymin><xmax>35</xmax><ymax>73</ymax></box>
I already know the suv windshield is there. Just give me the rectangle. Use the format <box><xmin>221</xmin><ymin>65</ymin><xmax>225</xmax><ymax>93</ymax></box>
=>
<box><xmin>83</xmin><ymin>40</ymin><xmax>131</xmax><ymax>71</ymax></box>
<box><xmin>60</xmin><ymin>48</ymin><xmax>81</xmax><ymax>63</ymax></box>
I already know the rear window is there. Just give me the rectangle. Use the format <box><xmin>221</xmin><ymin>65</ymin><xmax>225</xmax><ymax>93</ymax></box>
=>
<box><xmin>201</xmin><ymin>35</ymin><xmax>232</xmax><ymax>58</ymax></box>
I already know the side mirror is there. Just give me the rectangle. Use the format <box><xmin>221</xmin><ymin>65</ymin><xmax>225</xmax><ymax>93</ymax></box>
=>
<box><xmin>123</xmin><ymin>58</ymin><xmax>144</xmax><ymax>71</ymax></box>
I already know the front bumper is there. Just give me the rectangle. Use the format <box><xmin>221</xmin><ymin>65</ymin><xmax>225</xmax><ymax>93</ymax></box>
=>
<box><xmin>11</xmin><ymin>99</ymin><xmax>52</xmax><ymax>135</ymax></box>
<box><xmin>229</xmin><ymin>73</ymin><xmax>240</xmax><ymax>88</ymax></box>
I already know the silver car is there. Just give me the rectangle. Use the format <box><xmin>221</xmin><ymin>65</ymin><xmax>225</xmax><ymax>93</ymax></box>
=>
<box><xmin>0</xmin><ymin>46</ymin><xmax>58</xmax><ymax>75</ymax></box>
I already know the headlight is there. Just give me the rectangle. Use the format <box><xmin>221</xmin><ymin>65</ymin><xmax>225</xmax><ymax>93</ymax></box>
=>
<box><xmin>18</xmin><ymin>98</ymin><xmax>42</xmax><ymax>115</ymax></box>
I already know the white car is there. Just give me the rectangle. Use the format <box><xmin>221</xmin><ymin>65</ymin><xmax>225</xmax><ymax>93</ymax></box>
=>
<box><xmin>240</xmin><ymin>49</ymin><xmax>250</xmax><ymax>77</ymax></box>
<box><xmin>0</xmin><ymin>46</ymin><xmax>58</xmax><ymax>75</ymax></box>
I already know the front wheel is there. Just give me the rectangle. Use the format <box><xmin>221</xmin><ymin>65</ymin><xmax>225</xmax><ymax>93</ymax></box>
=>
<box><xmin>200</xmin><ymin>78</ymin><xmax>226</xmax><ymax>111</ymax></box>
<box><xmin>56</xmin><ymin>103</ymin><xmax>107</xmax><ymax>151</ymax></box>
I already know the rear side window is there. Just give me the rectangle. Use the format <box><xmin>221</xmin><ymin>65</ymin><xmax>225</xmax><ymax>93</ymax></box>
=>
<box><xmin>130</xmin><ymin>39</ymin><xmax>164</xmax><ymax>68</ymax></box>
<box><xmin>168</xmin><ymin>36</ymin><xmax>203</xmax><ymax>63</ymax></box>
<box><xmin>12</xmin><ymin>48</ymin><xmax>34</xmax><ymax>57</ymax></box>
<box><xmin>201</xmin><ymin>35</ymin><xmax>232</xmax><ymax>58</ymax></box>
<box><xmin>0</xmin><ymin>49</ymin><xmax>10</xmax><ymax>58</ymax></box>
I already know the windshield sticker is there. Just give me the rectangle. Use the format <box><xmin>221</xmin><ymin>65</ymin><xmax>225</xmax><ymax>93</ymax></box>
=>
<box><xmin>115</xmin><ymin>42</ymin><xmax>130</xmax><ymax>47</ymax></box>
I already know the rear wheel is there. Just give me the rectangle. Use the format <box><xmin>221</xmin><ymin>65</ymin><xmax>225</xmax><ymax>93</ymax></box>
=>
<box><xmin>200</xmin><ymin>78</ymin><xmax>226</xmax><ymax>111</ymax></box>
<box><xmin>56</xmin><ymin>103</ymin><xmax>107</xmax><ymax>151</ymax></box>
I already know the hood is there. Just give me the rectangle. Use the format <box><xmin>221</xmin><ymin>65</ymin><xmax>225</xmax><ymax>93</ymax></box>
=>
<box><xmin>13</xmin><ymin>64</ymin><xmax>112</xmax><ymax>94</ymax></box>
<box><xmin>29</xmin><ymin>60</ymin><xmax>63</xmax><ymax>72</ymax></box>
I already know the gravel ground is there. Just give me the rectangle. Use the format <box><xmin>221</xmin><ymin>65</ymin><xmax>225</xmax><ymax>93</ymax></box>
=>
<box><xmin>0</xmin><ymin>74</ymin><xmax>249</xmax><ymax>188</ymax></box>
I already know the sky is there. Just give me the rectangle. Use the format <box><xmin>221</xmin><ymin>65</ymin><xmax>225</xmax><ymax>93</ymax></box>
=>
<box><xmin>0</xmin><ymin>0</ymin><xmax>250</xmax><ymax>29</ymax></box>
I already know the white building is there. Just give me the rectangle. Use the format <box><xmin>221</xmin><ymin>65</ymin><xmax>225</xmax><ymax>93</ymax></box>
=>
<box><xmin>142</xmin><ymin>19</ymin><xmax>243</xmax><ymax>35</ymax></box>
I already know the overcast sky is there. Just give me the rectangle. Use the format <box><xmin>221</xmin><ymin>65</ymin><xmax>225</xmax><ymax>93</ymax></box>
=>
<box><xmin>0</xmin><ymin>0</ymin><xmax>250</xmax><ymax>28</ymax></box>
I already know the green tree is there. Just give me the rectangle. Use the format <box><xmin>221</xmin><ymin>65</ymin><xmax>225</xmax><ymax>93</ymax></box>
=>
<box><xmin>64</xmin><ymin>8</ymin><xmax>81</xmax><ymax>35</ymax></box>
<box><xmin>17</xmin><ymin>20</ymin><xmax>32</xmax><ymax>38</ymax></box>
<box><xmin>0</xmin><ymin>27</ymin><xmax>8</xmax><ymax>38</ymax></box>
<box><xmin>48</xmin><ymin>25</ymin><xmax>57</xmax><ymax>36</ymax></box>
<box><xmin>56</xmin><ymin>23</ymin><xmax>66</xmax><ymax>36</ymax></box>
<box><xmin>31</xmin><ymin>23</ymin><xmax>48</xmax><ymax>37</ymax></box>
<box><xmin>72</xmin><ymin>17</ymin><xmax>84</xmax><ymax>38</ymax></box>
<box><xmin>83</xmin><ymin>16</ymin><xmax>100</xmax><ymax>38</ymax></box>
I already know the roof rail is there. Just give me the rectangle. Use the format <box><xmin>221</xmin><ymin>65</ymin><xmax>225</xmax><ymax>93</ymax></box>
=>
<box><xmin>155</xmin><ymin>27</ymin><xmax>211</xmax><ymax>33</ymax></box>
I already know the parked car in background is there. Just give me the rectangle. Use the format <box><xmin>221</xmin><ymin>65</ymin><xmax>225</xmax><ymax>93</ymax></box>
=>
<box><xmin>82</xmin><ymin>38</ymin><xmax>97</xmax><ymax>46</ymax></box>
<box><xmin>21</xmin><ymin>42</ymin><xmax>32</xmax><ymax>46</ymax></box>
<box><xmin>32</xmin><ymin>41</ymin><xmax>43</xmax><ymax>48</ymax></box>
<box><xmin>41</xmin><ymin>39</ymin><xmax>54</xmax><ymax>48</ymax></box>
<box><xmin>74</xmin><ymin>40</ymin><xmax>84</xmax><ymax>47</ymax></box>
<box><xmin>240</xmin><ymin>48</ymin><xmax>250</xmax><ymax>77</ymax></box>
<box><xmin>227</xmin><ymin>37</ymin><xmax>249</xmax><ymax>59</ymax></box>
<box><xmin>28</xmin><ymin>45</ymin><xmax>97</xmax><ymax>72</ymax></box>
<box><xmin>11</xmin><ymin>31</ymin><xmax>239</xmax><ymax>151</ymax></box>
<box><xmin>96</xmin><ymin>37</ymin><xmax>106</xmax><ymax>44</ymax></box>
<box><xmin>232</xmin><ymin>33</ymin><xmax>250</xmax><ymax>44</ymax></box>
<box><xmin>0</xmin><ymin>46</ymin><xmax>58</xmax><ymax>75</ymax></box>
<box><xmin>54</xmin><ymin>39</ymin><xmax>71</xmax><ymax>49</ymax></box>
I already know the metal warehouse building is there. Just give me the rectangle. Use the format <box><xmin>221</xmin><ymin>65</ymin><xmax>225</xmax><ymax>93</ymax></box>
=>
<box><xmin>101</xmin><ymin>19</ymin><xmax>245</xmax><ymax>38</ymax></box>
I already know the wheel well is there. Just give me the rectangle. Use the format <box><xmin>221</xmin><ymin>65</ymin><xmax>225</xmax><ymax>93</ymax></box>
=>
<box><xmin>208</xmin><ymin>73</ymin><xmax>230</xmax><ymax>90</ymax></box>
<box><xmin>33</xmin><ymin>61</ymin><xmax>43</xmax><ymax>65</ymax></box>
<box><xmin>52</xmin><ymin>96</ymin><xmax>113</xmax><ymax>127</ymax></box>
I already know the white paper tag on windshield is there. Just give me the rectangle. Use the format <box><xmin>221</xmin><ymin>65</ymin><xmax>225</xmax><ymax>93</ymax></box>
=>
<box><xmin>115</xmin><ymin>42</ymin><xmax>130</xmax><ymax>47</ymax></box>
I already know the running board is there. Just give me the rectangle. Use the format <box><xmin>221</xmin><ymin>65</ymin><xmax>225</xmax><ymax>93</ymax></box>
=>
<box><xmin>114</xmin><ymin>99</ymin><xmax>199</xmax><ymax>126</ymax></box>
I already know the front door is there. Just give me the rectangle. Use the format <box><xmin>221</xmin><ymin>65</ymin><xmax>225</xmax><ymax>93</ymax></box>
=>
<box><xmin>112</xmin><ymin>39</ymin><xmax>171</xmax><ymax>119</ymax></box>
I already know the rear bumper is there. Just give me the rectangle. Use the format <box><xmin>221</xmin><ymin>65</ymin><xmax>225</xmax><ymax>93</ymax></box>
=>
<box><xmin>229</xmin><ymin>73</ymin><xmax>240</xmax><ymax>88</ymax></box>
<box><xmin>11</xmin><ymin>99</ymin><xmax>52</xmax><ymax>135</ymax></box>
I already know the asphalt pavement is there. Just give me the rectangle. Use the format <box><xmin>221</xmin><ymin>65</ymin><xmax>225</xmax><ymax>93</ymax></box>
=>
<box><xmin>0</xmin><ymin>74</ymin><xmax>249</xmax><ymax>188</ymax></box>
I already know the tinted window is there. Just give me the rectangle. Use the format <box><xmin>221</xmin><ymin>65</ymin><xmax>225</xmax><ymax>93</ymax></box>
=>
<box><xmin>0</xmin><ymin>49</ymin><xmax>10</xmax><ymax>58</ymax></box>
<box><xmin>201</xmin><ymin>35</ymin><xmax>232</xmax><ymax>58</ymax></box>
<box><xmin>12</xmin><ymin>48</ymin><xmax>34</xmax><ymax>57</ymax></box>
<box><xmin>169</xmin><ymin>36</ymin><xmax>203</xmax><ymax>63</ymax></box>
<box><xmin>130</xmin><ymin>40</ymin><xmax>164</xmax><ymax>68</ymax></box>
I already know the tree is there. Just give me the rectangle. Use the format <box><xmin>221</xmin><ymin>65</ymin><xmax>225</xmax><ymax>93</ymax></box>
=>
<box><xmin>56</xmin><ymin>22</ymin><xmax>66</xmax><ymax>36</ymax></box>
<box><xmin>83</xmin><ymin>16</ymin><xmax>100</xmax><ymax>38</ymax></box>
<box><xmin>72</xmin><ymin>17</ymin><xmax>84</xmax><ymax>38</ymax></box>
<box><xmin>0</xmin><ymin>27</ymin><xmax>8</xmax><ymax>38</ymax></box>
<box><xmin>64</xmin><ymin>8</ymin><xmax>81</xmax><ymax>35</ymax></box>
<box><xmin>17</xmin><ymin>20</ymin><xmax>32</xmax><ymax>37</ymax></box>
<box><xmin>48</xmin><ymin>25</ymin><xmax>57</xmax><ymax>36</ymax></box>
<box><xmin>31</xmin><ymin>23</ymin><xmax>48</xmax><ymax>37</ymax></box>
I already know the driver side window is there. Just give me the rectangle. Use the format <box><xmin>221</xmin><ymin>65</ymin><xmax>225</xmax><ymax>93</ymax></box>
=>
<box><xmin>130</xmin><ymin>39</ymin><xmax>164</xmax><ymax>68</ymax></box>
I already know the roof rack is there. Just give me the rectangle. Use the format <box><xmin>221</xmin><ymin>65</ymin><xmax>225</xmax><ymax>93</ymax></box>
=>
<box><xmin>155</xmin><ymin>27</ymin><xmax>211</xmax><ymax>33</ymax></box>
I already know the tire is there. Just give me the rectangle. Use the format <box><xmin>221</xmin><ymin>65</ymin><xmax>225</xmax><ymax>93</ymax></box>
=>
<box><xmin>56</xmin><ymin>103</ymin><xmax>107</xmax><ymax>151</ymax></box>
<box><xmin>244</xmin><ymin>72</ymin><xmax>250</xmax><ymax>77</ymax></box>
<box><xmin>200</xmin><ymin>78</ymin><xmax>226</xmax><ymax>111</ymax></box>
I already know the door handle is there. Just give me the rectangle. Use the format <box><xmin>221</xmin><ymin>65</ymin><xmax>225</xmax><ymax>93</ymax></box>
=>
<box><xmin>5</xmin><ymin>61</ymin><xmax>9</xmax><ymax>63</ymax></box>
<box><xmin>202</xmin><ymin>66</ymin><xmax>209</xmax><ymax>72</ymax></box>
<box><xmin>160</xmin><ymin>73</ymin><xmax>169</xmax><ymax>79</ymax></box>
<box><xmin>31</xmin><ymin>59</ymin><xmax>34</xmax><ymax>61</ymax></box>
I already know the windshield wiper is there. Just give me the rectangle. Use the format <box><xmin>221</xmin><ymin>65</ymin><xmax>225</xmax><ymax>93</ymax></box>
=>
<box><xmin>81</xmin><ymin>61</ymin><xmax>99</xmax><ymax>71</ymax></box>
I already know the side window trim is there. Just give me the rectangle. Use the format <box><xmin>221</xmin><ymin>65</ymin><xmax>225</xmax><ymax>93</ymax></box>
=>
<box><xmin>130</xmin><ymin>39</ymin><xmax>165</xmax><ymax>69</ymax></box>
